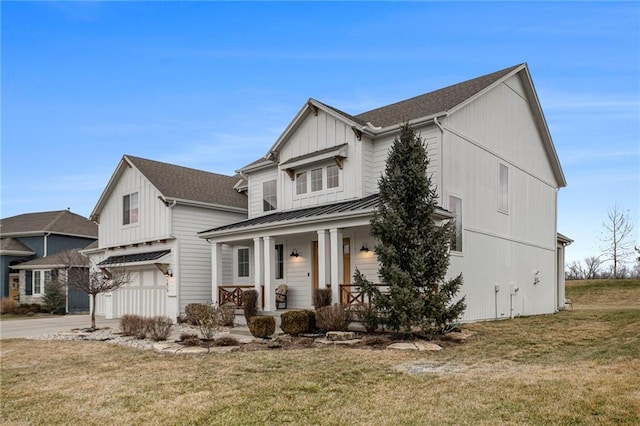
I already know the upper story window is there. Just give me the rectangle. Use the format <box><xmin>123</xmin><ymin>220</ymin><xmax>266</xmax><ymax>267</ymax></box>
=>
<box><xmin>498</xmin><ymin>163</ymin><xmax>509</xmax><ymax>213</ymax></box>
<box><xmin>310</xmin><ymin>168</ymin><xmax>323</xmax><ymax>192</ymax></box>
<box><xmin>237</xmin><ymin>248</ymin><xmax>249</xmax><ymax>277</ymax></box>
<box><xmin>449</xmin><ymin>195</ymin><xmax>462</xmax><ymax>252</ymax></box>
<box><xmin>263</xmin><ymin>180</ymin><xmax>277</xmax><ymax>211</ymax></box>
<box><xmin>123</xmin><ymin>192</ymin><xmax>139</xmax><ymax>225</ymax></box>
<box><xmin>275</xmin><ymin>244</ymin><xmax>284</xmax><ymax>280</ymax></box>
<box><xmin>327</xmin><ymin>164</ymin><xmax>339</xmax><ymax>188</ymax></box>
<box><xmin>296</xmin><ymin>172</ymin><xmax>307</xmax><ymax>195</ymax></box>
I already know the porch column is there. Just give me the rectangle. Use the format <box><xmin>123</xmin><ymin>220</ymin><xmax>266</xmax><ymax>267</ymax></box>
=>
<box><xmin>253</xmin><ymin>237</ymin><xmax>263</xmax><ymax>310</ymax></box>
<box><xmin>317</xmin><ymin>230</ymin><xmax>329</xmax><ymax>289</ymax></box>
<box><xmin>211</xmin><ymin>243</ymin><xmax>222</xmax><ymax>305</ymax></box>
<box><xmin>263</xmin><ymin>236</ymin><xmax>275</xmax><ymax>312</ymax></box>
<box><xmin>329</xmin><ymin>228</ymin><xmax>343</xmax><ymax>304</ymax></box>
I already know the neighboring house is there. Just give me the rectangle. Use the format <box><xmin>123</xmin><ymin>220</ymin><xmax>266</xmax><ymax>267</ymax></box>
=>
<box><xmin>0</xmin><ymin>210</ymin><xmax>98</xmax><ymax>301</ymax></box>
<box><xmin>199</xmin><ymin>63</ymin><xmax>571</xmax><ymax>321</ymax></box>
<box><xmin>84</xmin><ymin>155</ymin><xmax>247</xmax><ymax>321</ymax></box>
<box><xmin>13</xmin><ymin>247</ymin><xmax>92</xmax><ymax>313</ymax></box>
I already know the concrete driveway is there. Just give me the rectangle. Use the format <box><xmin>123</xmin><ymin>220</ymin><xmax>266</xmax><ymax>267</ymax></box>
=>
<box><xmin>0</xmin><ymin>315</ymin><xmax>121</xmax><ymax>339</ymax></box>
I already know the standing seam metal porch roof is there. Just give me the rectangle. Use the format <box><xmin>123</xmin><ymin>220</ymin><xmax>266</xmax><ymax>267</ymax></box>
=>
<box><xmin>97</xmin><ymin>250</ymin><xmax>171</xmax><ymax>266</ymax></box>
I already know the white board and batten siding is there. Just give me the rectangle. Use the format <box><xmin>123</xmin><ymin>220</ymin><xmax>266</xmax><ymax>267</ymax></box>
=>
<box><xmin>173</xmin><ymin>205</ymin><xmax>246</xmax><ymax>313</ymax></box>
<box><xmin>439</xmin><ymin>73</ymin><xmax>560</xmax><ymax>321</ymax></box>
<box><xmin>97</xmin><ymin>165</ymin><xmax>171</xmax><ymax>247</ymax></box>
<box><xmin>248</xmin><ymin>167</ymin><xmax>279</xmax><ymax>219</ymax></box>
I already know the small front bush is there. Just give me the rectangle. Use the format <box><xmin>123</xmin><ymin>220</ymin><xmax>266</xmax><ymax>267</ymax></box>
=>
<box><xmin>185</xmin><ymin>303</ymin><xmax>211</xmax><ymax>325</ymax></box>
<box><xmin>216</xmin><ymin>303</ymin><xmax>236</xmax><ymax>327</ymax></box>
<box><xmin>313</xmin><ymin>288</ymin><xmax>332</xmax><ymax>308</ymax></box>
<box><xmin>280</xmin><ymin>310</ymin><xmax>310</xmax><ymax>336</ymax></box>
<box><xmin>316</xmin><ymin>304</ymin><xmax>353</xmax><ymax>332</ymax></box>
<box><xmin>304</xmin><ymin>310</ymin><xmax>317</xmax><ymax>331</ymax></box>
<box><xmin>186</xmin><ymin>304</ymin><xmax>219</xmax><ymax>340</ymax></box>
<box><xmin>243</xmin><ymin>290</ymin><xmax>259</xmax><ymax>322</ymax></box>
<box><xmin>43</xmin><ymin>281</ymin><xmax>66</xmax><ymax>315</ymax></box>
<box><xmin>248</xmin><ymin>316</ymin><xmax>276</xmax><ymax>338</ymax></box>
<box><xmin>214</xmin><ymin>336</ymin><xmax>240</xmax><ymax>347</ymax></box>
<box><xmin>180</xmin><ymin>333</ymin><xmax>201</xmax><ymax>346</ymax></box>
<box><xmin>120</xmin><ymin>314</ymin><xmax>144</xmax><ymax>336</ymax></box>
<box><xmin>356</xmin><ymin>304</ymin><xmax>380</xmax><ymax>333</ymax></box>
<box><xmin>0</xmin><ymin>298</ymin><xmax>18</xmax><ymax>314</ymax></box>
<box><xmin>147</xmin><ymin>316</ymin><xmax>173</xmax><ymax>341</ymax></box>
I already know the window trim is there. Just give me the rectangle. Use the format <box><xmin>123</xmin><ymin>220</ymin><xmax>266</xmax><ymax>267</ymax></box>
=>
<box><xmin>296</xmin><ymin>171</ymin><xmax>307</xmax><ymax>195</ymax></box>
<box><xmin>262</xmin><ymin>180</ymin><xmax>277</xmax><ymax>212</ymax></box>
<box><xmin>310</xmin><ymin>168</ymin><xmax>323</xmax><ymax>192</ymax></box>
<box><xmin>498</xmin><ymin>163</ymin><xmax>509</xmax><ymax>214</ymax></box>
<box><xmin>449</xmin><ymin>195</ymin><xmax>463</xmax><ymax>253</ymax></box>
<box><xmin>326</xmin><ymin>164</ymin><xmax>339</xmax><ymax>189</ymax></box>
<box><xmin>275</xmin><ymin>244</ymin><xmax>284</xmax><ymax>280</ymax></box>
<box><xmin>123</xmin><ymin>191</ymin><xmax>139</xmax><ymax>226</ymax></box>
<box><xmin>32</xmin><ymin>269</ymin><xmax>54</xmax><ymax>296</ymax></box>
<box><xmin>237</xmin><ymin>248</ymin><xmax>250</xmax><ymax>278</ymax></box>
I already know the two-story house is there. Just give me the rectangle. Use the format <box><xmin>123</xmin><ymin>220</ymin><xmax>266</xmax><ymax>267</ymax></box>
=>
<box><xmin>84</xmin><ymin>155</ymin><xmax>247</xmax><ymax>321</ymax></box>
<box><xmin>0</xmin><ymin>210</ymin><xmax>97</xmax><ymax>310</ymax></box>
<box><xmin>199</xmin><ymin>63</ymin><xmax>571</xmax><ymax>321</ymax></box>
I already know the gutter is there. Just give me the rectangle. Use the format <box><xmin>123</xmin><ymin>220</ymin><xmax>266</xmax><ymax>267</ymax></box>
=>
<box><xmin>43</xmin><ymin>232</ymin><xmax>51</xmax><ymax>256</ymax></box>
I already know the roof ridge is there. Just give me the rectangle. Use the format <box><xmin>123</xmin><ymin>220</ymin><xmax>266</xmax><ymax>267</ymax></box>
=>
<box><xmin>42</xmin><ymin>210</ymin><xmax>68</xmax><ymax>232</ymax></box>
<box><xmin>125</xmin><ymin>155</ymin><xmax>237</xmax><ymax>179</ymax></box>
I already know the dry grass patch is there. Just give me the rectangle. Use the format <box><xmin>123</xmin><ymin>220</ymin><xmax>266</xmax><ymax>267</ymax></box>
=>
<box><xmin>2</xmin><ymin>280</ymin><xmax>639</xmax><ymax>425</ymax></box>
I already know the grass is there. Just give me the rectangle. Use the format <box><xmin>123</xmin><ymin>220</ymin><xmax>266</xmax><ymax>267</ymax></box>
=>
<box><xmin>1</xmin><ymin>279</ymin><xmax>639</xmax><ymax>425</ymax></box>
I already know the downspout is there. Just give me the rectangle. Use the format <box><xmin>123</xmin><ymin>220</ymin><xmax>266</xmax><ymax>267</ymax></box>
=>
<box><xmin>43</xmin><ymin>232</ymin><xmax>51</xmax><ymax>256</ymax></box>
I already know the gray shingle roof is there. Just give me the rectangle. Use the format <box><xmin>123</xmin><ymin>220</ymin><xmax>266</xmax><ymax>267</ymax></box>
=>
<box><xmin>0</xmin><ymin>238</ymin><xmax>35</xmax><ymax>254</ymax></box>
<box><xmin>125</xmin><ymin>156</ymin><xmax>247</xmax><ymax>210</ymax></box>
<box><xmin>14</xmin><ymin>248</ymin><xmax>89</xmax><ymax>268</ymax></box>
<box><xmin>0</xmin><ymin>210</ymin><xmax>98</xmax><ymax>238</ymax></box>
<box><xmin>354</xmin><ymin>64</ymin><xmax>522</xmax><ymax>128</ymax></box>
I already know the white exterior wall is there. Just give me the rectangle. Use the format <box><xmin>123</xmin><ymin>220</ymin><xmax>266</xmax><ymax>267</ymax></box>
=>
<box><xmin>173</xmin><ymin>205</ymin><xmax>246</xmax><ymax>313</ymax></box>
<box><xmin>248</xmin><ymin>167</ymin><xmax>279</xmax><ymax>219</ymax></box>
<box><xmin>441</xmin><ymin>74</ymin><xmax>559</xmax><ymax>321</ymax></box>
<box><xmin>97</xmin><ymin>166</ymin><xmax>171</xmax><ymax>247</ymax></box>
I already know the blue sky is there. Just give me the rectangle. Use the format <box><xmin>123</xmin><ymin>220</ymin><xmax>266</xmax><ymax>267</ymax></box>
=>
<box><xmin>2</xmin><ymin>1</ymin><xmax>639</xmax><ymax>267</ymax></box>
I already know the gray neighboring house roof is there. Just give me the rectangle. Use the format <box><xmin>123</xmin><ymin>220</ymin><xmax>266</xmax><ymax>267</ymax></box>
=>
<box><xmin>354</xmin><ymin>64</ymin><xmax>522</xmax><ymax>128</ymax></box>
<box><xmin>0</xmin><ymin>238</ymin><xmax>36</xmax><ymax>255</ymax></box>
<box><xmin>0</xmin><ymin>210</ymin><xmax>98</xmax><ymax>239</ymax></box>
<box><xmin>13</xmin><ymin>248</ymin><xmax>89</xmax><ymax>269</ymax></box>
<box><xmin>91</xmin><ymin>155</ymin><xmax>248</xmax><ymax>221</ymax></box>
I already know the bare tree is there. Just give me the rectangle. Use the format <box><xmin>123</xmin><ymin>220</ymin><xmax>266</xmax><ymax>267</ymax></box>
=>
<box><xmin>600</xmin><ymin>205</ymin><xmax>635</xmax><ymax>279</ymax></box>
<box><xmin>584</xmin><ymin>256</ymin><xmax>603</xmax><ymax>280</ymax></box>
<box><xmin>56</xmin><ymin>250</ymin><xmax>132</xmax><ymax>329</ymax></box>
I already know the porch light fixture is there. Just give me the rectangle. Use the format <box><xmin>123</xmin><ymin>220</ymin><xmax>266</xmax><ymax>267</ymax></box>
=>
<box><xmin>290</xmin><ymin>249</ymin><xmax>299</xmax><ymax>257</ymax></box>
<box><xmin>360</xmin><ymin>243</ymin><xmax>369</xmax><ymax>253</ymax></box>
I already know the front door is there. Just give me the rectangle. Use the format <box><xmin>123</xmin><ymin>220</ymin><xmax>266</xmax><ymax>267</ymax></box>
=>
<box><xmin>9</xmin><ymin>274</ymin><xmax>20</xmax><ymax>301</ymax></box>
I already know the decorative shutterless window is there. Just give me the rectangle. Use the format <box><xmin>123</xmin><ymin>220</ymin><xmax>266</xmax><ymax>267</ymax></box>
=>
<box><xmin>327</xmin><ymin>164</ymin><xmax>339</xmax><ymax>188</ymax></box>
<box><xmin>275</xmin><ymin>244</ymin><xmax>284</xmax><ymax>280</ymax></box>
<box><xmin>310</xmin><ymin>168</ymin><xmax>323</xmax><ymax>192</ymax></box>
<box><xmin>32</xmin><ymin>270</ymin><xmax>54</xmax><ymax>295</ymax></box>
<box><xmin>263</xmin><ymin>180</ymin><xmax>277</xmax><ymax>212</ymax></box>
<box><xmin>449</xmin><ymin>195</ymin><xmax>463</xmax><ymax>252</ymax></box>
<box><xmin>123</xmin><ymin>192</ymin><xmax>139</xmax><ymax>225</ymax></box>
<box><xmin>499</xmin><ymin>163</ymin><xmax>509</xmax><ymax>213</ymax></box>
<box><xmin>296</xmin><ymin>172</ymin><xmax>307</xmax><ymax>195</ymax></box>
<box><xmin>237</xmin><ymin>248</ymin><xmax>249</xmax><ymax>277</ymax></box>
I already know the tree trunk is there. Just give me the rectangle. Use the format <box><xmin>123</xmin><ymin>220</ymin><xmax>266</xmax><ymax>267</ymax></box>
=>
<box><xmin>91</xmin><ymin>293</ymin><xmax>97</xmax><ymax>329</ymax></box>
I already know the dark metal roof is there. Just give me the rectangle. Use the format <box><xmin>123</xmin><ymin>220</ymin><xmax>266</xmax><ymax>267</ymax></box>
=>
<box><xmin>97</xmin><ymin>250</ymin><xmax>171</xmax><ymax>266</ymax></box>
<box><xmin>200</xmin><ymin>194</ymin><xmax>380</xmax><ymax>234</ymax></box>
<box><xmin>280</xmin><ymin>144</ymin><xmax>348</xmax><ymax>167</ymax></box>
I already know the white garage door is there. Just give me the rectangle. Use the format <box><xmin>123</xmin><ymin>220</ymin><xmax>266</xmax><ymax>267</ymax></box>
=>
<box><xmin>112</xmin><ymin>267</ymin><xmax>167</xmax><ymax>318</ymax></box>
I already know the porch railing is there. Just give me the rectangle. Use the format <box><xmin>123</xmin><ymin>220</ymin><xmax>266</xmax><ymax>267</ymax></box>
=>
<box><xmin>218</xmin><ymin>285</ymin><xmax>264</xmax><ymax>308</ymax></box>
<box><xmin>339</xmin><ymin>284</ymin><xmax>388</xmax><ymax>307</ymax></box>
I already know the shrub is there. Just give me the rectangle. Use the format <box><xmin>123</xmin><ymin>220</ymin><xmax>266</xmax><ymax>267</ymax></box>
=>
<box><xmin>186</xmin><ymin>304</ymin><xmax>219</xmax><ymax>340</ymax></box>
<box><xmin>146</xmin><ymin>316</ymin><xmax>174</xmax><ymax>341</ymax></box>
<box><xmin>243</xmin><ymin>290</ymin><xmax>258</xmax><ymax>323</ymax></box>
<box><xmin>28</xmin><ymin>303</ymin><xmax>42</xmax><ymax>313</ymax></box>
<box><xmin>0</xmin><ymin>298</ymin><xmax>18</xmax><ymax>314</ymax></box>
<box><xmin>248</xmin><ymin>316</ymin><xmax>276</xmax><ymax>338</ymax></box>
<box><xmin>216</xmin><ymin>303</ymin><xmax>236</xmax><ymax>327</ymax></box>
<box><xmin>356</xmin><ymin>304</ymin><xmax>380</xmax><ymax>333</ymax></box>
<box><xmin>304</xmin><ymin>310</ymin><xmax>317</xmax><ymax>332</ymax></box>
<box><xmin>316</xmin><ymin>304</ymin><xmax>353</xmax><ymax>332</ymax></box>
<box><xmin>180</xmin><ymin>333</ymin><xmax>201</xmax><ymax>346</ymax></box>
<box><xmin>43</xmin><ymin>281</ymin><xmax>66</xmax><ymax>315</ymax></box>
<box><xmin>120</xmin><ymin>314</ymin><xmax>146</xmax><ymax>337</ymax></box>
<box><xmin>362</xmin><ymin>335</ymin><xmax>390</xmax><ymax>347</ymax></box>
<box><xmin>280</xmin><ymin>310</ymin><xmax>310</xmax><ymax>336</ymax></box>
<box><xmin>214</xmin><ymin>336</ymin><xmax>240</xmax><ymax>347</ymax></box>
<box><xmin>313</xmin><ymin>288</ymin><xmax>332</xmax><ymax>308</ymax></box>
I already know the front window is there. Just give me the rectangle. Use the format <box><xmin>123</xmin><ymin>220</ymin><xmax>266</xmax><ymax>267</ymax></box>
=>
<box><xmin>123</xmin><ymin>192</ymin><xmax>139</xmax><ymax>225</ymax></box>
<box><xmin>296</xmin><ymin>172</ymin><xmax>307</xmax><ymax>195</ymax></box>
<box><xmin>327</xmin><ymin>164</ymin><xmax>339</xmax><ymax>188</ymax></box>
<box><xmin>33</xmin><ymin>270</ymin><xmax>53</xmax><ymax>295</ymax></box>
<box><xmin>310</xmin><ymin>168</ymin><xmax>323</xmax><ymax>192</ymax></box>
<box><xmin>275</xmin><ymin>244</ymin><xmax>284</xmax><ymax>280</ymax></box>
<box><xmin>237</xmin><ymin>248</ymin><xmax>249</xmax><ymax>277</ymax></box>
<box><xmin>263</xmin><ymin>180</ymin><xmax>277</xmax><ymax>212</ymax></box>
<box><xmin>449</xmin><ymin>196</ymin><xmax>462</xmax><ymax>252</ymax></box>
<box><xmin>499</xmin><ymin>163</ymin><xmax>509</xmax><ymax>213</ymax></box>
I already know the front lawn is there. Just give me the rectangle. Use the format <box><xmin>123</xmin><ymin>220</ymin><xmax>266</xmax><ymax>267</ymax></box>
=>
<box><xmin>1</xmin><ymin>280</ymin><xmax>638</xmax><ymax>425</ymax></box>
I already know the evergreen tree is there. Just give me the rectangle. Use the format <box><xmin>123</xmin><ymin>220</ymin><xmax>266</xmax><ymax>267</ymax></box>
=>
<box><xmin>355</xmin><ymin>123</ymin><xmax>466</xmax><ymax>336</ymax></box>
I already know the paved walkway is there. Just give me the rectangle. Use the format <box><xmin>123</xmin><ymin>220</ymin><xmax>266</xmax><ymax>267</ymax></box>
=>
<box><xmin>0</xmin><ymin>314</ymin><xmax>122</xmax><ymax>339</ymax></box>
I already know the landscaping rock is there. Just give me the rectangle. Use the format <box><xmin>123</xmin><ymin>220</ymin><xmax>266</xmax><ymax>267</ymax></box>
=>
<box><xmin>326</xmin><ymin>331</ymin><xmax>356</xmax><ymax>341</ymax></box>
<box><xmin>388</xmin><ymin>341</ymin><xmax>442</xmax><ymax>351</ymax></box>
<box><xmin>414</xmin><ymin>341</ymin><xmax>443</xmax><ymax>351</ymax></box>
